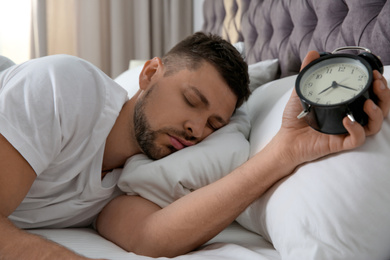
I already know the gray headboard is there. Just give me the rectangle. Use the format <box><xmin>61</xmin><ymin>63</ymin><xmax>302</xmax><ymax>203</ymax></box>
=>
<box><xmin>202</xmin><ymin>0</ymin><xmax>390</xmax><ymax>77</ymax></box>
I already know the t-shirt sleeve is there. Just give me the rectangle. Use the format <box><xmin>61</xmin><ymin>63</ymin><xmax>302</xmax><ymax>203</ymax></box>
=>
<box><xmin>0</xmin><ymin>55</ymin><xmax>121</xmax><ymax>175</ymax></box>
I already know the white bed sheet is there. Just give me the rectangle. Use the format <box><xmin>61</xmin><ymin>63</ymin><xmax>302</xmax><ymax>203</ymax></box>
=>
<box><xmin>28</xmin><ymin>222</ymin><xmax>281</xmax><ymax>259</ymax></box>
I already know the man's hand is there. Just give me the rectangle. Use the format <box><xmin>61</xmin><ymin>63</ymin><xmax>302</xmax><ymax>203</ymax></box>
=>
<box><xmin>279</xmin><ymin>50</ymin><xmax>390</xmax><ymax>166</ymax></box>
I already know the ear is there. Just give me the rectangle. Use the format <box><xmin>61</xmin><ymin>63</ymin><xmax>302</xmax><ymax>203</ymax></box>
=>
<box><xmin>139</xmin><ymin>57</ymin><xmax>163</xmax><ymax>90</ymax></box>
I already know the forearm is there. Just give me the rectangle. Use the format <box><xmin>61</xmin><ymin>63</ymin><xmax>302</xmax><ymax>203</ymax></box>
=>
<box><xmin>0</xmin><ymin>216</ymin><xmax>91</xmax><ymax>260</ymax></box>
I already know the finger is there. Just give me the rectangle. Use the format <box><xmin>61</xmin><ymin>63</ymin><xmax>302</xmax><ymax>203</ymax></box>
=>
<box><xmin>363</xmin><ymin>99</ymin><xmax>383</xmax><ymax>136</ymax></box>
<box><xmin>372</xmin><ymin>70</ymin><xmax>390</xmax><ymax>118</ymax></box>
<box><xmin>342</xmin><ymin>116</ymin><xmax>366</xmax><ymax>149</ymax></box>
<box><xmin>300</xmin><ymin>51</ymin><xmax>321</xmax><ymax>71</ymax></box>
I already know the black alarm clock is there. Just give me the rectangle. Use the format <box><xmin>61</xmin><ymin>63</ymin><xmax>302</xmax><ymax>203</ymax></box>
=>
<box><xmin>295</xmin><ymin>46</ymin><xmax>383</xmax><ymax>134</ymax></box>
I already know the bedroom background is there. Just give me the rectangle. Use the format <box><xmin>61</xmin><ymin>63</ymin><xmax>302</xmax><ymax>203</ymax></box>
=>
<box><xmin>0</xmin><ymin>0</ymin><xmax>205</xmax><ymax>78</ymax></box>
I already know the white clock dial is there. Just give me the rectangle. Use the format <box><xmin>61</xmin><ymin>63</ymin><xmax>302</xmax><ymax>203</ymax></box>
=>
<box><xmin>299</xmin><ymin>57</ymin><xmax>369</xmax><ymax>105</ymax></box>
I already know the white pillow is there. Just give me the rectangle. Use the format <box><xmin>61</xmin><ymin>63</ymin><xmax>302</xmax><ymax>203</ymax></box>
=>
<box><xmin>117</xmin><ymin>103</ymin><xmax>251</xmax><ymax>208</ymax></box>
<box><xmin>0</xmin><ymin>55</ymin><xmax>15</xmax><ymax>73</ymax></box>
<box><xmin>248</xmin><ymin>59</ymin><xmax>279</xmax><ymax>91</ymax></box>
<box><xmin>236</xmin><ymin>66</ymin><xmax>390</xmax><ymax>260</ymax></box>
<box><xmin>233</xmin><ymin>41</ymin><xmax>279</xmax><ymax>91</ymax></box>
<box><xmin>114</xmin><ymin>65</ymin><xmax>143</xmax><ymax>98</ymax></box>
<box><xmin>233</xmin><ymin>41</ymin><xmax>246</xmax><ymax>59</ymax></box>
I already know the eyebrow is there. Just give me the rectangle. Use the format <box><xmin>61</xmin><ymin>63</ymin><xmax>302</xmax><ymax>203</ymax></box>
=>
<box><xmin>188</xmin><ymin>86</ymin><xmax>228</xmax><ymax>126</ymax></box>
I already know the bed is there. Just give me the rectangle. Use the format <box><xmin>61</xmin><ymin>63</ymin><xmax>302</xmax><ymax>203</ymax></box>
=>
<box><xmin>26</xmin><ymin>0</ymin><xmax>390</xmax><ymax>259</ymax></box>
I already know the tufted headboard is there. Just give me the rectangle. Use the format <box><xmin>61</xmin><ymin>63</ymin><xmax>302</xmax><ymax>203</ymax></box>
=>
<box><xmin>202</xmin><ymin>0</ymin><xmax>390</xmax><ymax>77</ymax></box>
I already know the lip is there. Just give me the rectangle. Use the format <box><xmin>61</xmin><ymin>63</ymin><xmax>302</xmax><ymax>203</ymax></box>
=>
<box><xmin>169</xmin><ymin>135</ymin><xmax>195</xmax><ymax>151</ymax></box>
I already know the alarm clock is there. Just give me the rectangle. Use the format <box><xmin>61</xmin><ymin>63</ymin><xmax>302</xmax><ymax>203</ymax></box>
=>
<box><xmin>295</xmin><ymin>46</ymin><xmax>383</xmax><ymax>134</ymax></box>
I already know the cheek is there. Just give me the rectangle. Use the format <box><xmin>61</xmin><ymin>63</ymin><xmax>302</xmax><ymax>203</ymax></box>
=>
<box><xmin>142</xmin><ymin>95</ymin><xmax>188</xmax><ymax>129</ymax></box>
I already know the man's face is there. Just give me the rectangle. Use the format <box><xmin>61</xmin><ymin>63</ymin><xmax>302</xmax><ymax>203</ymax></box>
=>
<box><xmin>134</xmin><ymin>61</ymin><xmax>237</xmax><ymax>160</ymax></box>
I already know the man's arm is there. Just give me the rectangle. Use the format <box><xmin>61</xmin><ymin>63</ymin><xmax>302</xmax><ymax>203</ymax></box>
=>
<box><xmin>97</xmin><ymin>51</ymin><xmax>390</xmax><ymax>258</ymax></box>
<box><xmin>0</xmin><ymin>134</ymin><xmax>100</xmax><ymax>260</ymax></box>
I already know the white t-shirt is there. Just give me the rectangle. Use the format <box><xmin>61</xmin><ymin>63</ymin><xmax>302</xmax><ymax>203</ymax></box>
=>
<box><xmin>0</xmin><ymin>55</ymin><xmax>128</xmax><ymax>228</ymax></box>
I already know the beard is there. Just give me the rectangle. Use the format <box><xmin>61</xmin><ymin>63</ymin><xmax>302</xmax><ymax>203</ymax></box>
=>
<box><xmin>133</xmin><ymin>100</ymin><xmax>173</xmax><ymax>160</ymax></box>
<box><xmin>133</xmin><ymin>85</ymin><xmax>194</xmax><ymax>160</ymax></box>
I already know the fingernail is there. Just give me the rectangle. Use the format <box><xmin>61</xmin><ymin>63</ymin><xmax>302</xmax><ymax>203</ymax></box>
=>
<box><xmin>372</xmin><ymin>103</ymin><xmax>378</xmax><ymax>110</ymax></box>
<box><xmin>348</xmin><ymin>116</ymin><xmax>355</xmax><ymax>125</ymax></box>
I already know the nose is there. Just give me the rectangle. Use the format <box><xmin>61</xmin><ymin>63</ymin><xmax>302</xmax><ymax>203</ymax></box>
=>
<box><xmin>184</xmin><ymin>117</ymin><xmax>208</xmax><ymax>140</ymax></box>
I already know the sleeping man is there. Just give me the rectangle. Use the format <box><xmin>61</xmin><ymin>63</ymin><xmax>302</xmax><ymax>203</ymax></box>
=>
<box><xmin>0</xmin><ymin>32</ymin><xmax>389</xmax><ymax>259</ymax></box>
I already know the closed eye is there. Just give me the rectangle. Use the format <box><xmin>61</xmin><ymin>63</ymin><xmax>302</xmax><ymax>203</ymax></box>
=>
<box><xmin>207</xmin><ymin>121</ymin><xmax>217</xmax><ymax>131</ymax></box>
<box><xmin>184</xmin><ymin>96</ymin><xmax>195</xmax><ymax>107</ymax></box>
<box><xmin>207</xmin><ymin>118</ymin><xmax>225</xmax><ymax>131</ymax></box>
<box><xmin>184</xmin><ymin>86</ymin><xmax>209</xmax><ymax>109</ymax></box>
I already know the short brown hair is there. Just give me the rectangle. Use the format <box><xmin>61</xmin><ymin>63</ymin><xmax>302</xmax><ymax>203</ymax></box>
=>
<box><xmin>162</xmin><ymin>32</ymin><xmax>250</xmax><ymax>108</ymax></box>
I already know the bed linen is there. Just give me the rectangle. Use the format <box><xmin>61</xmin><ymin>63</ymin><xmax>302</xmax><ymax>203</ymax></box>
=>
<box><xmin>28</xmin><ymin>222</ymin><xmax>280</xmax><ymax>260</ymax></box>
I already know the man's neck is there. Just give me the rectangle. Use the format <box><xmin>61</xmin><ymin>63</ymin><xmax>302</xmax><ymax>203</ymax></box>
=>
<box><xmin>102</xmin><ymin>99</ymin><xmax>141</xmax><ymax>172</ymax></box>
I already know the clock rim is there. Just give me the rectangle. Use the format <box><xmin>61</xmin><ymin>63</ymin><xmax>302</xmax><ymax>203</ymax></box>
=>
<box><xmin>295</xmin><ymin>53</ymin><xmax>374</xmax><ymax>108</ymax></box>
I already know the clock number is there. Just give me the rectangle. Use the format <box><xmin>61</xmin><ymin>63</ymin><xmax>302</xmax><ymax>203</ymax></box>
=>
<box><xmin>338</xmin><ymin>66</ymin><xmax>345</xmax><ymax>72</ymax></box>
<box><xmin>316</xmin><ymin>74</ymin><xmax>322</xmax><ymax>79</ymax></box>
<box><xmin>351</xmin><ymin>69</ymin><xmax>355</xmax><ymax>74</ymax></box>
<box><xmin>326</xmin><ymin>68</ymin><xmax>333</xmax><ymax>74</ymax></box>
<box><xmin>358</xmin><ymin>75</ymin><xmax>364</xmax><ymax>81</ymax></box>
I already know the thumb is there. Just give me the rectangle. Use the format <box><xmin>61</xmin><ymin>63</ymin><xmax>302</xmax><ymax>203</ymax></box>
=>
<box><xmin>342</xmin><ymin>116</ymin><xmax>366</xmax><ymax>150</ymax></box>
<box><xmin>300</xmin><ymin>51</ymin><xmax>320</xmax><ymax>71</ymax></box>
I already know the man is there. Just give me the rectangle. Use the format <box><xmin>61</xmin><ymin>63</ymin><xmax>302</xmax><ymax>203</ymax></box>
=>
<box><xmin>0</xmin><ymin>32</ymin><xmax>389</xmax><ymax>259</ymax></box>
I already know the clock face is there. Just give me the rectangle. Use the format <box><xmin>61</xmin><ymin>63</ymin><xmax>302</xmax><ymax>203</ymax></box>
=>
<box><xmin>298</xmin><ymin>57</ymin><xmax>370</xmax><ymax>106</ymax></box>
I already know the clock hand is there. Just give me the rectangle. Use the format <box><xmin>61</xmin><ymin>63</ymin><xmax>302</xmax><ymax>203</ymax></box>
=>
<box><xmin>335</xmin><ymin>83</ymin><xmax>358</xmax><ymax>91</ymax></box>
<box><xmin>338</xmin><ymin>77</ymin><xmax>348</xmax><ymax>84</ymax></box>
<box><xmin>318</xmin><ymin>81</ymin><xmax>337</xmax><ymax>95</ymax></box>
<box><xmin>318</xmin><ymin>86</ymin><xmax>332</xmax><ymax>95</ymax></box>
